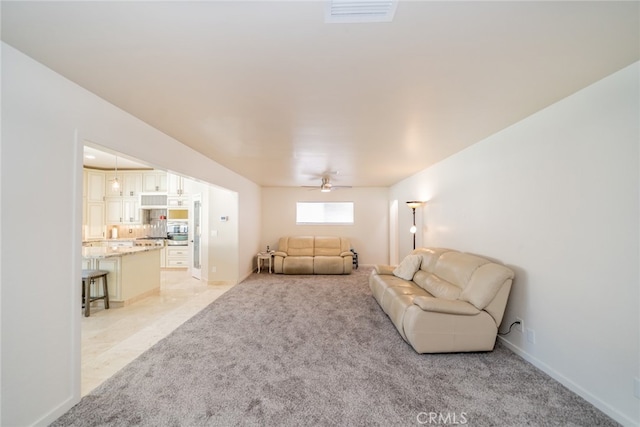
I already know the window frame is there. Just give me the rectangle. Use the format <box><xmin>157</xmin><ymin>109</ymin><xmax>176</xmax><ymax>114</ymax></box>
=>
<box><xmin>295</xmin><ymin>201</ymin><xmax>354</xmax><ymax>225</ymax></box>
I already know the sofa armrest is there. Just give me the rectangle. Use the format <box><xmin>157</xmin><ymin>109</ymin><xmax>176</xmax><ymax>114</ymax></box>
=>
<box><xmin>340</xmin><ymin>251</ymin><xmax>353</xmax><ymax>257</ymax></box>
<box><xmin>273</xmin><ymin>251</ymin><xmax>287</xmax><ymax>257</ymax></box>
<box><xmin>374</xmin><ymin>265</ymin><xmax>396</xmax><ymax>275</ymax></box>
<box><xmin>413</xmin><ymin>296</ymin><xmax>480</xmax><ymax>315</ymax></box>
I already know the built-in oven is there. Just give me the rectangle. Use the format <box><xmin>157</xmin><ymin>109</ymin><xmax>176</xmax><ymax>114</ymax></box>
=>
<box><xmin>167</xmin><ymin>221</ymin><xmax>188</xmax><ymax>246</ymax></box>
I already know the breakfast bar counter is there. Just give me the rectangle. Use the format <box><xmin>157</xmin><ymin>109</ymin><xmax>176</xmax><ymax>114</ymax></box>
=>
<box><xmin>82</xmin><ymin>246</ymin><xmax>163</xmax><ymax>306</ymax></box>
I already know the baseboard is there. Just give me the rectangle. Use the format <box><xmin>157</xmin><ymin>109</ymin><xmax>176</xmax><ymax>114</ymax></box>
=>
<box><xmin>498</xmin><ymin>337</ymin><xmax>636</xmax><ymax>427</ymax></box>
<box><xmin>240</xmin><ymin>270</ymin><xmax>253</xmax><ymax>283</ymax></box>
<box><xmin>31</xmin><ymin>393</ymin><xmax>78</xmax><ymax>427</ymax></box>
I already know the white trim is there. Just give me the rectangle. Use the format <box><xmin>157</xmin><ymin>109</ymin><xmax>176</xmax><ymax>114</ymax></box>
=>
<box><xmin>498</xmin><ymin>337</ymin><xmax>635</xmax><ymax>427</ymax></box>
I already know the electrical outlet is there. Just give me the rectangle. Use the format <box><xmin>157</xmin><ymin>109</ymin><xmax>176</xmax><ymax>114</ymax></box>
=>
<box><xmin>211</xmin><ymin>266</ymin><xmax>217</xmax><ymax>273</ymax></box>
<box><xmin>515</xmin><ymin>317</ymin><xmax>524</xmax><ymax>333</ymax></box>
<box><xmin>526</xmin><ymin>328</ymin><xmax>536</xmax><ymax>344</ymax></box>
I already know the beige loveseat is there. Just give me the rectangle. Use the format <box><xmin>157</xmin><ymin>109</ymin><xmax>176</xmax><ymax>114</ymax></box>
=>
<box><xmin>369</xmin><ymin>248</ymin><xmax>514</xmax><ymax>353</ymax></box>
<box><xmin>273</xmin><ymin>236</ymin><xmax>353</xmax><ymax>275</ymax></box>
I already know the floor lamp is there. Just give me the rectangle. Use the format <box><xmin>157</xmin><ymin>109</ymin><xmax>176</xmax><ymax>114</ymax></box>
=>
<box><xmin>406</xmin><ymin>201</ymin><xmax>425</xmax><ymax>250</ymax></box>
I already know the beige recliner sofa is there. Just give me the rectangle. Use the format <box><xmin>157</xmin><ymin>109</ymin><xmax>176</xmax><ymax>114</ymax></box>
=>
<box><xmin>369</xmin><ymin>248</ymin><xmax>514</xmax><ymax>353</ymax></box>
<box><xmin>273</xmin><ymin>236</ymin><xmax>353</xmax><ymax>274</ymax></box>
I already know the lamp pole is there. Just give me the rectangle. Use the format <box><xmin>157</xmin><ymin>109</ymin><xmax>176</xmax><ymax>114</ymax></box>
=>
<box><xmin>406</xmin><ymin>201</ymin><xmax>425</xmax><ymax>251</ymax></box>
<box><xmin>411</xmin><ymin>207</ymin><xmax>416</xmax><ymax>249</ymax></box>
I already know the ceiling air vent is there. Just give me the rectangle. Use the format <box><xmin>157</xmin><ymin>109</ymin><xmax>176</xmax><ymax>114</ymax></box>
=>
<box><xmin>325</xmin><ymin>0</ymin><xmax>398</xmax><ymax>23</ymax></box>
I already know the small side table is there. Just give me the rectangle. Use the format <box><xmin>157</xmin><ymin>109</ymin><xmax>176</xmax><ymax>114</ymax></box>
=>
<box><xmin>257</xmin><ymin>252</ymin><xmax>273</xmax><ymax>273</ymax></box>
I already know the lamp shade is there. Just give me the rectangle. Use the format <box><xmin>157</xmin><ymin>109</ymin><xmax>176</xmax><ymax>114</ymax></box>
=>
<box><xmin>406</xmin><ymin>201</ymin><xmax>425</xmax><ymax>209</ymax></box>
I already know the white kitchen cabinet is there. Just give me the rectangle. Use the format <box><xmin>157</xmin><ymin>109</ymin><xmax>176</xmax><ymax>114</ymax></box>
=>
<box><xmin>123</xmin><ymin>172</ymin><xmax>143</xmax><ymax>197</ymax></box>
<box><xmin>83</xmin><ymin>169</ymin><xmax>88</xmax><ymax>198</ymax></box>
<box><xmin>84</xmin><ymin>169</ymin><xmax>105</xmax><ymax>239</ymax></box>
<box><xmin>160</xmin><ymin>245</ymin><xmax>167</xmax><ymax>268</ymax></box>
<box><xmin>123</xmin><ymin>197</ymin><xmax>140</xmax><ymax>223</ymax></box>
<box><xmin>166</xmin><ymin>246</ymin><xmax>189</xmax><ymax>268</ymax></box>
<box><xmin>95</xmin><ymin>257</ymin><xmax>121</xmax><ymax>301</ymax></box>
<box><xmin>167</xmin><ymin>173</ymin><xmax>186</xmax><ymax>196</ymax></box>
<box><xmin>105</xmin><ymin>198</ymin><xmax>121</xmax><ymax>224</ymax></box>
<box><xmin>86</xmin><ymin>202</ymin><xmax>105</xmax><ymax>239</ymax></box>
<box><xmin>143</xmin><ymin>171</ymin><xmax>167</xmax><ymax>193</ymax></box>
<box><xmin>105</xmin><ymin>172</ymin><xmax>124</xmax><ymax>197</ymax></box>
<box><xmin>86</xmin><ymin>170</ymin><xmax>106</xmax><ymax>203</ymax></box>
<box><xmin>167</xmin><ymin>195</ymin><xmax>189</xmax><ymax>207</ymax></box>
<box><xmin>106</xmin><ymin>197</ymin><xmax>141</xmax><ymax>224</ymax></box>
<box><xmin>86</xmin><ymin>249</ymin><xmax>161</xmax><ymax>305</ymax></box>
<box><xmin>106</xmin><ymin>172</ymin><xmax>143</xmax><ymax>197</ymax></box>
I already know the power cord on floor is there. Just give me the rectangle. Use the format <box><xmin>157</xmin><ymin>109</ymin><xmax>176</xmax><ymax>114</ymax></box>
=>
<box><xmin>497</xmin><ymin>320</ymin><xmax>521</xmax><ymax>336</ymax></box>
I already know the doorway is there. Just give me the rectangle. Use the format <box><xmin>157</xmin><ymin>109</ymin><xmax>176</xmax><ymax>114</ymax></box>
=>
<box><xmin>191</xmin><ymin>193</ymin><xmax>202</xmax><ymax>280</ymax></box>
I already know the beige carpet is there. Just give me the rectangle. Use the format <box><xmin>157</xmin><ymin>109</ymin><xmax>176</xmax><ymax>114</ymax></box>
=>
<box><xmin>53</xmin><ymin>267</ymin><xmax>617</xmax><ymax>426</ymax></box>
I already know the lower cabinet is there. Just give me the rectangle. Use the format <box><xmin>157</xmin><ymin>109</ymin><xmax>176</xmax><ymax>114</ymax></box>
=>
<box><xmin>94</xmin><ymin>257</ymin><xmax>122</xmax><ymax>302</ymax></box>
<box><xmin>166</xmin><ymin>246</ymin><xmax>189</xmax><ymax>268</ymax></box>
<box><xmin>87</xmin><ymin>249</ymin><xmax>162</xmax><ymax>305</ymax></box>
<box><xmin>160</xmin><ymin>246</ymin><xmax>166</xmax><ymax>268</ymax></box>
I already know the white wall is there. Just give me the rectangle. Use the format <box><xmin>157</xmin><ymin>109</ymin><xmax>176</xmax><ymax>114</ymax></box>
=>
<box><xmin>207</xmin><ymin>186</ymin><xmax>240</xmax><ymax>282</ymax></box>
<box><xmin>391</xmin><ymin>63</ymin><xmax>639</xmax><ymax>426</ymax></box>
<box><xmin>261</xmin><ymin>187</ymin><xmax>389</xmax><ymax>266</ymax></box>
<box><xmin>1</xmin><ymin>43</ymin><xmax>261</xmax><ymax>426</ymax></box>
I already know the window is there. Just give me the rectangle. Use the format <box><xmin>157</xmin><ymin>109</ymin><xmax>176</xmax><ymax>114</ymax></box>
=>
<box><xmin>296</xmin><ymin>202</ymin><xmax>354</xmax><ymax>225</ymax></box>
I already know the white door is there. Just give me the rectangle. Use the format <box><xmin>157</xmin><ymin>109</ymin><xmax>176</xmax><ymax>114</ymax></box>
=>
<box><xmin>191</xmin><ymin>193</ymin><xmax>202</xmax><ymax>280</ymax></box>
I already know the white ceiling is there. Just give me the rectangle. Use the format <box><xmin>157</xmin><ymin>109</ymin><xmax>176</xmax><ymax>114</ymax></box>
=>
<box><xmin>2</xmin><ymin>1</ymin><xmax>638</xmax><ymax>188</ymax></box>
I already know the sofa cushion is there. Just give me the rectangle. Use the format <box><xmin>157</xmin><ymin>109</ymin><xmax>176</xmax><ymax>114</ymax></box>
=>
<box><xmin>286</xmin><ymin>236</ymin><xmax>315</xmax><ymax>256</ymax></box>
<box><xmin>374</xmin><ymin>265</ymin><xmax>396</xmax><ymax>275</ymax></box>
<box><xmin>412</xmin><ymin>296</ymin><xmax>480</xmax><ymax>315</ymax></box>
<box><xmin>314</xmin><ymin>236</ymin><xmax>344</xmax><ymax>256</ymax></box>
<box><xmin>412</xmin><ymin>270</ymin><xmax>461</xmax><ymax>300</ymax></box>
<box><xmin>414</xmin><ymin>248</ymin><xmax>454</xmax><ymax>273</ymax></box>
<box><xmin>314</xmin><ymin>256</ymin><xmax>344</xmax><ymax>274</ymax></box>
<box><xmin>433</xmin><ymin>252</ymin><xmax>489</xmax><ymax>289</ymax></box>
<box><xmin>393</xmin><ymin>254</ymin><xmax>422</xmax><ymax>280</ymax></box>
<box><xmin>460</xmin><ymin>263</ymin><xmax>515</xmax><ymax>310</ymax></box>
<box><xmin>283</xmin><ymin>256</ymin><xmax>314</xmax><ymax>274</ymax></box>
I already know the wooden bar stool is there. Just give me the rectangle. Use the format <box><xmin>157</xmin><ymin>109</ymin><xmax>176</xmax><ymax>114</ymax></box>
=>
<box><xmin>81</xmin><ymin>270</ymin><xmax>110</xmax><ymax>317</ymax></box>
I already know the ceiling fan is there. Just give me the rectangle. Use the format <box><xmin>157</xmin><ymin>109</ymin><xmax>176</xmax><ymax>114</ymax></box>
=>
<box><xmin>303</xmin><ymin>176</ymin><xmax>352</xmax><ymax>192</ymax></box>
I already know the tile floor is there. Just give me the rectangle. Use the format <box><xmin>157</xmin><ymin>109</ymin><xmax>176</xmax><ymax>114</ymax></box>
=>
<box><xmin>81</xmin><ymin>269</ymin><xmax>235</xmax><ymax>396</ymax></box>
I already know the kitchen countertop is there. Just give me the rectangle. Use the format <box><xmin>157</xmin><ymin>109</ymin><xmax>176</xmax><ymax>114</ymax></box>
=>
<box><xmin>82</xmin><ymin>245</ymin><xmax>164</xmax><ymax>259</ymax></box>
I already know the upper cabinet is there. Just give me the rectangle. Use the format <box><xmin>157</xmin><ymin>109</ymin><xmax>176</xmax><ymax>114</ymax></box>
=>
<box><xmin>105</xmin><ymin>171</ymin><xmax>143</xmax><ymax>197</ymax></box>
<box><xmin>85</xmin><ymin>170</ymin><xmax>106</xmax><ymax>239</ymax></box>
<box><xmin>82</xmin><ymin>169</ymin><xmax>191</xmax><ymax>233</ymax></box>
<box><xmin>143</xmin><ymin>171</ymin><xmax>168</xmax><ymax>193</ymax></box>
<box><xmin>167</xmin><ymin>173</ymin><xmax>185</xmax><ymax>196</ymax></box>
<box><xmin>86</xmin><ymin>171</ymin><xmax>106</xmax><ymax>202</ymax></box>
<box><xmin>105</xmin><ymin>197</ymin><xmax>140</xmax><ymax>224</ymax></box>
<box><xmin>123</xmin><ymin>172</ymin><xmax>143</xmax><ymax>197</ymax></box>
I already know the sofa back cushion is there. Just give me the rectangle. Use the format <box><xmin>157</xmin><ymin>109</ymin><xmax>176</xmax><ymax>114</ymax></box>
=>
<box><xmin>314</xmin><ymin>236</ymin><xmax>349</xmax><ymax>256</ymax></box>
<box><xmin>431</xmin><ymin>251</ymin><xmax>514</xmax><ymax>311</ymax></box>
<box><xmin>433</xmin><ymin>252</ymin><xmax>489</xmax><ymax>290</ymax></box>
<box><xmin>413</xmin><ymin>248</ymin><xmax>454</xmax><ymax>273</ymax></box>
<box><xmin>460</xmin><ymin>263</ymin><xmax>515</xmax><ymax>310</ymax></box>
<box><xmin>283</xmin><ymin>236</ymin><xmax>315</xmax><ymax>256</ymax></box>
<box><xmin>412</xmin><ymin>270</ymin><xmax>461</xmax><ymax>300</ymax></box>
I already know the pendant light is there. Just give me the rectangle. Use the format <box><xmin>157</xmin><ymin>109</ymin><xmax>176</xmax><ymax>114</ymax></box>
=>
<box><xmin>112</xmin><ymin>155</ymin><xmax>120</xmax><ymax>191</ymax></box>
